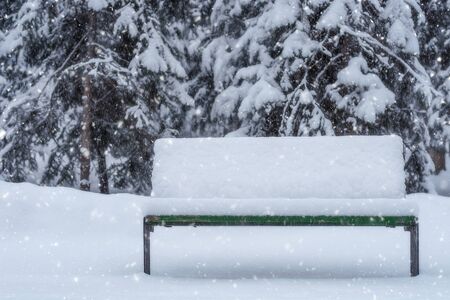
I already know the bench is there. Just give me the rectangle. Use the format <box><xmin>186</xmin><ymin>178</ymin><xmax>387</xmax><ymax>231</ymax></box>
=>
<box><xmin>144</xmin><ymin>136</ymin><xmax>419</xmax><ymax>276</ymax></box>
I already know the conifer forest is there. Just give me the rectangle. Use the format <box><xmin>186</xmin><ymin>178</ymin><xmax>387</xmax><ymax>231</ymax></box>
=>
<box><xmin>0</xmin><ymin>0</ymin><xmax>449</xmax><ymax>195</ymax></box>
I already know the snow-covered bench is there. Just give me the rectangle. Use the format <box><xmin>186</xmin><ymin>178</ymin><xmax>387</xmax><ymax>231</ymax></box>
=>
<box><xmin>143</xmin><ymin>136</ymin><xmax>419</xmax><ymax>276</ymax></box>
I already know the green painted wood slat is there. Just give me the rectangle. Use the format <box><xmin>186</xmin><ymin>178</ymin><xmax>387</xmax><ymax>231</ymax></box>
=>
<box><xmin>144</xmin><ymin>215</ymin><xmax>417</xmax><ymax>227</ymax></box>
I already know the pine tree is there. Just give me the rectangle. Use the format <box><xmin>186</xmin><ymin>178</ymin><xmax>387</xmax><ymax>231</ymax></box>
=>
<box><xmin>178</xmin><ymin>0</ymin><xmax>214</xmax><ymax>137</ymax></box>
<box><xmin>195</xmin><ymin>0</ymin><xmax>436</xmax><ymax>191</ymax></box>
<box><xmin>0</xmin><ymin>0</ymin><xmax>49</xmax><ymax>183</ymax></box>
<box><xmin>312</xmin><ymin>0</ymin><xmax>435</xmax><ymax>191</ymax></box>
<box><xmin>1</xmin><ymin>0</ymin><xmax>446</xmax><ymax>194</ymax></box>
<box><xmin>108</xmin><ymin>0</ymin><xmax>193</xmax><ymax>193</ymax></box>
<box><xmin>200</xmin><ymin>0</ymin><xmax>297</xmax><ymax>136</ymax></box>
<box><xmin>0</xmin><ymin>0</ymin><xmax>191</xmax><ymax>194</ymax></box>
<box><xmin>422</xmin><ymin>0</ymin><xmax>450</xmax><ymax>173</ymax></box>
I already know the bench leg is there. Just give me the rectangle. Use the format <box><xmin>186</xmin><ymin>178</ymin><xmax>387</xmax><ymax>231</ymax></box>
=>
<box><xmin>405</xmin><ymin>224</ymin><xmax>419</xmax><ymax>277</ymax></box>
<box><xmin>144</xmin><ymin>219</ymin><xmax>154</xmax><ymax>275</ymax></box>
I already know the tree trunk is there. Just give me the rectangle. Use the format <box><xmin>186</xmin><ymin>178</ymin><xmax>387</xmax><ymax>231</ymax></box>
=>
<box><xmin>80</xmin><ymin>10</ymin><xmax>95</xmax><ymax>191</ymax></box>
<box><xmin>428</xmin><ymin>147</ymin><xmax>446</xmax><ymax>174</ymax></box>
<box><xmin>97</xmin><ymin>146</ymin><xmax>109</xmax><ymax>194</ymax></box>
<box><xmin>80</xmin><ymin>76</ymin><xmax>93</xmax><ymax>191</ymax></box>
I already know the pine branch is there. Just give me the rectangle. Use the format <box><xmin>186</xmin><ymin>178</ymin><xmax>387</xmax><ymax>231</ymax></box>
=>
<box><xmin>37</xmin><ymin>33</ymin><xmax>89</xmax><ymax>102</ymax></box>
<box><xmin>341</xmin><ymin>25</ymin><xmax>441</xmax><ymax>96</ymax></box>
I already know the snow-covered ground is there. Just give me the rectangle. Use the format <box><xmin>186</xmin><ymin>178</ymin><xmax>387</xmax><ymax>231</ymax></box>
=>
<box><xmin>1</xmin><ymin>181</ymin><xmax>450</xmax><ymax>299</ymax></box>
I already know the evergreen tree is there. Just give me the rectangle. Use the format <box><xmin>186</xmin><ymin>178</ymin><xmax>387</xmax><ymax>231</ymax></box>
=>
<box><xmin>196</xmin><ymin>0</ymin><xmax>436</xmax><ymax>191</ymax></box>
<box><xmin>109</xmin><ymin>0</ymin><xmax>193</xmax><ymax>193</ymax></box>
<box><xmin>0</xmin><ymin>0</ymin><xmax>48</xmax><ymax>182</ymax></box>
<box><xmin>179</xmin><ymin>0</ymin><xmax>215</xmax><ymax>137</ymax></box>
<box><xmin>0</xmin><ymin>0</ymin><xmax>447</xmax><ymax>194</ymax></box>
<box><xmin>422</xmin><ymin>0</ymin><xmax>450</xmax><ymax>173</ymax></box>
<box><xmin>0</xmin><ymin>0</ymin><xmax>190</xmax><ymax>194</ymax></box>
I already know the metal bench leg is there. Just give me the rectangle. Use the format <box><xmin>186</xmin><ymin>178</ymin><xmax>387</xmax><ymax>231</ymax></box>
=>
<box><xmin>405</xmin><ymin>223</ymin><xmax>419</xmax><ymax>277</ymax></box>
<box><xmin>144</xmin><ymin>219</ymin><xmax>154</xmax><ymax>275</ymax></box>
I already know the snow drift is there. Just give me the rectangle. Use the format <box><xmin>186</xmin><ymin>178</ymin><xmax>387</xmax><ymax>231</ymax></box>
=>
<box><xmin>1</xmin><ymin>181</ymin><xmax>449</xmax><ymax>279</ymax></box>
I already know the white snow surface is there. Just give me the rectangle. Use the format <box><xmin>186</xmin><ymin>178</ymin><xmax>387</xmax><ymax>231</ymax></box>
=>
<box><xmin>1</xmin><ymin>181</ymin><xmax>450</xmax><ymax>299</ymax></box>
<box><xmin>145</xmin><ymin>197</ymin><xmax>418</xmax><ymax>216</ymax></box>
<box><xmin>151</xmin><ymin>136</ymin><xmax>405</xmax><ymax>199</ymax></box>
<box><xmin>114</xmin><ymin>6</ymin><xmax>138</xmax><ymax>37</ymax></box>
<box><xmin>258</xmin><ymin>0</ymin><xmax>299</xmax><ymax>30</ymax></box>
<box><xmin>282</xmin><ymin>26</ymin><xmax>319</xmax><ymax>58</ymax></box>
<box><xmin>317</xmin><ymin>0</ymin><xmax>348</xmax><ymax>29</ymax></box>
<box><xmin>238</xmin><ymin>79</ymin><xmax>285</xmax><ymax>118</ymax></box>
<box><xmin>332</xmin><ymin>56</ymin><xmax>395</xmax><ymax>123</ymax></box>
<box><xmin>87</xmin><ymin>0</ymin><xmax>108</xmax><ymax>11</ymax></box>
<box><xmin>382</xmin><ymin>0</ymin><xmax>420</xmax><ymax>54</ymax></box>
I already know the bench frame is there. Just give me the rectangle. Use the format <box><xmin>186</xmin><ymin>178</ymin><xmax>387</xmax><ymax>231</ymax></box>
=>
<box><xmin>143</xmin><ymin>215</ymin><xmax>419</xmax><ymax>276</ymax></box>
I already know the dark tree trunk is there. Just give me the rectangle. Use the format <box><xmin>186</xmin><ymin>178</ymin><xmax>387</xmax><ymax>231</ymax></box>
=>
<box><xmin>97</xmin><ymin>146</ymin><xmax>109</xmax><ymax>194</ymax></box>
<box><xmin>80</xmin><ymin>10</ymin><xmax>95</xmax><ymax>191</ymax></box>
<box><xmin>80</xmin><ymin>74</ymin><xmax>93</xmax><ymax>191</ymax></box>
<box><xmin>428</xmin><ymin>147</ymin><xmax>446</xmax><ymax>174</ymax></box>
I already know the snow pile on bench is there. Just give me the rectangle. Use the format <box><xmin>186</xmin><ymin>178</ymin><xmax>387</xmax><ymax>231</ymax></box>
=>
<box><xmin>151</xmin><ymin>136</ymin><xmax>405</xmax><ymax>199</ymax></box>
<box><xmin>145</xmin><ymin>197</ymin><xmax>417</xmax><ymax>216</ymax></box>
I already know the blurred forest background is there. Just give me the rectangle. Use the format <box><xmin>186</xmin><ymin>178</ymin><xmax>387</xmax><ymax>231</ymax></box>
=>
<box><xmin>0</xmin><ymin>0</ymin><xmax>449</xmax><ymax>195</ymax></box>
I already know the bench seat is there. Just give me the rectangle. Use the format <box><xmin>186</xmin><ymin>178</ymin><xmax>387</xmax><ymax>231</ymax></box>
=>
<box><xmin>145</xmin><ymin>214</ymin><xmax>417</xmax><ymax>227</ymax></box>
<box><xmin>143</xmin><ymin>197</ymin><xmax>418</xmax><ymax>217</ymax></box>
<box><xmin>143</xmin><ymin>213</ymin><xmax>419</xmax><ymax>276</ymax></box>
